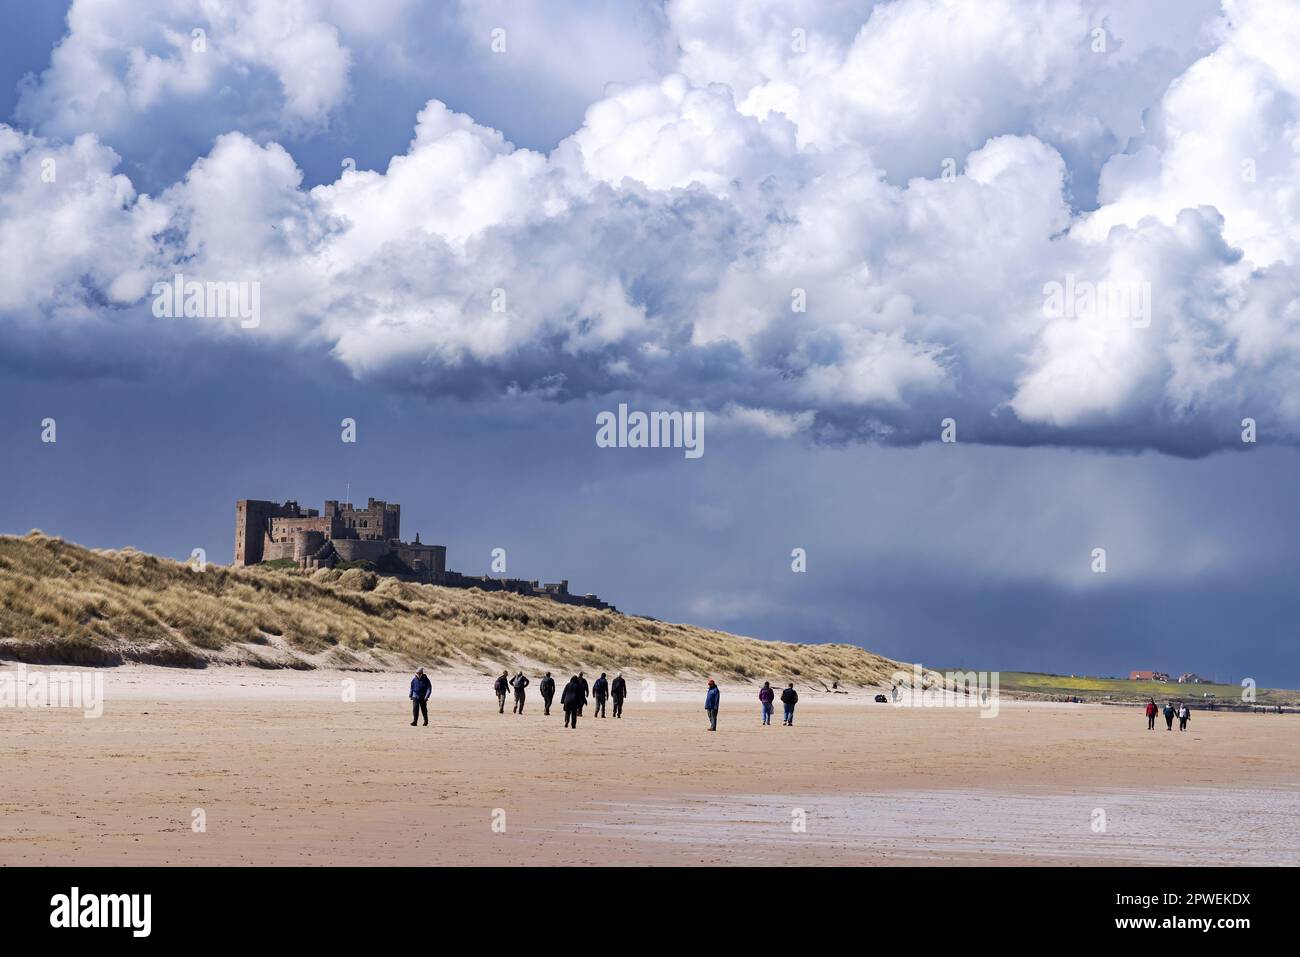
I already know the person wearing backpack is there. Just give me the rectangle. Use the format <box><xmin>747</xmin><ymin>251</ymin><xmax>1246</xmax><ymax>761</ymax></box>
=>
<box><xmin>704</xmin><ymin>679</ymin><xmax>720</xmax><ymax>731</ymax></box>
<box><xmin>539</xmin><ymin>672</ymin><xmax>556</xmax><ymax>715</ymax></box>
<box><xmin>509</xmin><ymin>671</ymin><xmax>530</xmax><ymax>714</ymax></box>
<box><xmin>493</xmin><ymin>670</ymin><xmax>509</xmax><ymax>714</ymax></box>
<box><xmin>610</xmin><ymin>673</ymin><xmax>627</xmax><ymax>718</ymax></box>
<box><xmin>1145</xmin><ymin>699</ymin><xmax>1157</xmax><ymax>730</ymax></box>
<box><xmin>780</xmin><ymin>683</ymin><xmax>799</xmax><ymax>726</ymax></box>
<box><xmin>758</xmin><ymin>682</ymin><xmax>775</xmax><ymax>726</ymax></box>
<box><xmin>1178</xmin><ymin>703</ymin><xmax>1190</xmax><ymax>731</ymax></box>
<box><xmin>592</xmin><ymin>673</ymin><xmax>609</xmax><ymax>717</ymax></box>
<box><xmin>409</xmin><ymin>667</ymin><xmax>432</xmax><ymax>727</ymax></box>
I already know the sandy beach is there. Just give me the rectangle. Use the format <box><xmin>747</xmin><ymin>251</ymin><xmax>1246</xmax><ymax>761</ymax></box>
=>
<box><xmin>2</xmin><ymin>664</ymin><xmax>1297</xmax><ymax>866</ymax></box>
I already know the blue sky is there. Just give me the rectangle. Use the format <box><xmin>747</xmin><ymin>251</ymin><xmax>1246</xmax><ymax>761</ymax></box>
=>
<box><xmin>2</xmin><ymin>0</ymin><xmax>1298</xmax><ymax>686</ymax></box>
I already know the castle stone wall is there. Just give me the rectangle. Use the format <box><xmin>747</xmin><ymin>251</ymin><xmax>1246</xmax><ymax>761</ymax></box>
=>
<box><xmin>394</xmin><ymin>542</ymin><xmax>446</xmax><ymax>574</ymax></box>
<box><xmin>269</xmin><ymin>515</ymin><xmax>339</xmax><ymax>545</ymax></box>
<box><xmin>293</xmin><ymin>530</ymin><xmax>326</xmax><ymax>561</ymax></box>
<box><xmin>262</xmin><ymin>539</ymin><xmax>295</xmax><ymax>561</ymax></box>
<box><xmin>332</xmin><ymin>538</ymin><xmax>388</xmax><ymax>564</ymax></box>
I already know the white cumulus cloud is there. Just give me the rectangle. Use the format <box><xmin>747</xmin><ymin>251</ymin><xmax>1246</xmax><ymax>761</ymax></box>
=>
<box><xmin>2</xmin><ymin>0</ymin><xmax>1300</xmax><ymax>454</ymax></box>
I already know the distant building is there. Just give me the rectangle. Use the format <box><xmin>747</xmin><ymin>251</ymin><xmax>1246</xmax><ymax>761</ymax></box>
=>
<box><xmin>235</xmin><ymin>497</ymin><xmax>436</xmax><ymax>570</ymax></box>
<box><xmin>1177</xmin><ymin>673</ymin><xmax>1204</xmax><ymax>684</ymax></box>
<box><xmin>234</xmin><ymin>497</ymin><xmax>616</xmax><ymax>611</ymax></box>
<box><xmin>1129</xmin><ymin>670</ymin><xmax>1170</xmax><ymax>682</ymax></box>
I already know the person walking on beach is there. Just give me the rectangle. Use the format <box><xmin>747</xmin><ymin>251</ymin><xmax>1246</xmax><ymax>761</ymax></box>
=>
<box><xmin>592</xmin><ymin>672</ymin><xmax>609</xmax><ymax>717</ymax></box>
<box><xmin>1163</xmin><ymin>701</ymin><xmax>1176</xmax><ymax>731</ymax></box>
<box><xmin>781</xmin><ymin>683</ymin><xmax>799</xmax><ymax>726</ymax></box>
<box><xmin>561</xmin><ymin>676</ymin><xmax>576</xmax><ymax>728</ymax></box>
<box><xmin>494</xmin><ymin>670</ymin><xmax>509</xmax><ymax>713</ymax></box>
<box><xmin>705</xmin><ymin>679</ymin><xmax>720</xmax><ymax>731</ymax></box>
<box><xmin>611</xmin><ymin>673</ymin><xmax>627</xmax><ymax>718</ymax></box>
<box><xmin>409</xmin><ymin>667</ymin><xmax>432</xmax><ymax>726</ymax></box>
<box><xmin>510</xmin><ymin>670</ymin><xmax>530</xmax><ymax>714</ymax></box>
<box><xmin>758</xmin><ymin>681</ymin><xmax>775</xmax><ymax>725</ymax></box>
<box><xmin>1145</xmin><ymin>698</ymin><xmax>1157</xmax><ymax>730</ymax></box>
<box><xmin>540</xmin><ymin>672</ymin><xmax>556</xmax><ymax>715</ymax></box>
<box><xmin>561</xmin><ymin>675</ymin><xmax>586</xmax><ymax>729</ymax></box>
<box><xmin>1178</xmin><ymin>703</ymin><xmax>1190</xmax><ymax>731</ymax></box>
<box><xmin>578</xmin><ymin>672</ymin><xmax>590</xmax><ymax>699</ymax></box>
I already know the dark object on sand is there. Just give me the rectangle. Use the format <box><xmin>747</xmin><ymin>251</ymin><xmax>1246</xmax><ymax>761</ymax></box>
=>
<box><xmin>874</xmin><ymin>693</ymin><xmax>889</xmax><ymax>703</ymax></box>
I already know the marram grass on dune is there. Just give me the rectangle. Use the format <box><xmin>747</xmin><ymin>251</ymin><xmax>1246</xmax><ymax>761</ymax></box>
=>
<box><xmin>0</xmin><ymin>532</ymin><xmax>903</xmax><ymax>684</ymax></box>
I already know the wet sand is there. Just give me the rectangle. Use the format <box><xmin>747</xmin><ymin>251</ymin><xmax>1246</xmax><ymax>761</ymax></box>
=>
<box><xmin>1</xmin><ymin>665</ymin><xmax>1296</xmax><ymax>866</ymax></box>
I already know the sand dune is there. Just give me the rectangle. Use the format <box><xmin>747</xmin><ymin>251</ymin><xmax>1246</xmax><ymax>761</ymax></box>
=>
<box><xmin>0</xmin><ymin>533</ymin><xmax>904</xmax><ymax>687</ymax></box>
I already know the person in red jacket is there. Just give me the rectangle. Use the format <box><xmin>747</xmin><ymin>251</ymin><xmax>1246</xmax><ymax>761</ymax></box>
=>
<box><xmin>1145</xmin><ymin>698</ymin><xmax>1157</xmax><ymax>730</ymax></box>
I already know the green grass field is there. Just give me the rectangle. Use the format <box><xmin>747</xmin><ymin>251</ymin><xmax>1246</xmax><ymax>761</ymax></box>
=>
<box><xmin>983</xmin><ymin>671</ymin><xmax>1298</xmax><ymax>706</ymax></box>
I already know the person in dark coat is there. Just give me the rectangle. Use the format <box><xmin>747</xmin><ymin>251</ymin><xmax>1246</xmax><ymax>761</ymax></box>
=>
<box><xmin>560</xmin><ymin>677</ymin><xmax>575</xmax><ymax>727</ymax></box>
<box><xmin>592</xmin><ymin>672</ymin><xmax>609</xmax><ymax>717</ymax></box>
<box><xmin>704</xmin><ymin>679</ymin><xmax>720</xmax><ymax>731</ymax></box>
<box><xmin>494</xmin><ymin>670</ymin><xmax>509</xmax><ymax>713</ymax></box>
<box><xmin>758</xmin><ymin>681</ymin><xmax>775</xmax><ymax>725</ymax></box>
<box><xmin>409</xmin><ymin>667</ymin><xmax>432</xmax><ymax>726</ymax></box>
<box><xmin>610</xmin><ymin>673</ymin><xmax>627</xmax><ymax>718</ymax></box>
<box><xmin>561</xmin><ymin>675</ymin><xmax>586</xmax><ymax>729</ymax></box>
<box><xmin>578</xmin><ymin>672</ymin><xmax>590</xmax><ymax>698</ymax></box>
<box><xmin>780</xmin><ymin>683</ymin><xmax>799</xmax><ymax>726</ymax></box>
<box><xmin>539</xmin><ymin>672</ymin><xmax>556</xmax><ymax>715</ymax></box>
<box><xmin>509</xmin><ymin>671</ymin><xmax>530</xmax><ymax>714</ymax></box>
<box><xmin>1163</xmin><ymin>701</ymin><xmax>1176</xmax><ymax>730</ymax></box>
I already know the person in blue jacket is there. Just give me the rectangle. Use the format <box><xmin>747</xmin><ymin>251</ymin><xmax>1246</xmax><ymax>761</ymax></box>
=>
<box><xmin>705</xmin><ymin>679</ymin><xmax>720</xmax><ymax>731</ymax></box>
<box><xmin>409</xmin><ymin>667</ymin><xmax>432</xmax><ymax>726</ymax></box>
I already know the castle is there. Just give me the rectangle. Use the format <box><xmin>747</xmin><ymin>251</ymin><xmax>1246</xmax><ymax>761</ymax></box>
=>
<box><xmin>234</xmin><ymin>498</ymin><xmax>615</xmax><ymax>611</ymax></box>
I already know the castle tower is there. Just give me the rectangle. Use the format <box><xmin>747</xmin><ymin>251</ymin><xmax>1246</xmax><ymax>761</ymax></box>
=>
<box><xmin>234</xmin><ymin>500</ymin><xmax>274</xmax><ymax>566</ymax></box>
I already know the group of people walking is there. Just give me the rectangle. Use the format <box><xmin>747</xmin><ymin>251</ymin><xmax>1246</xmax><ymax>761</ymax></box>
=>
<box><xmin>756</xmin><ymin>681</ymin><xmax>799</xmax><ymax>727</ymax></box>
<box><xmin>705</xmin><ymin>679</ymin><xmax>801</xmax><ymax>730</ymax></box>
<box><xmin>409</xmin><ymin>668</ymin><xmax>806</xmax><ymax>732</ymax></box>
<box><xmin>1144</xmin><ymin>698</ymin><xmax>1191</xmax><ymax>731</ymax></box>
<box><xmin>488</xmin><ymin>669</ymin><xmax>628</xmax><ymax>728</ymax></box>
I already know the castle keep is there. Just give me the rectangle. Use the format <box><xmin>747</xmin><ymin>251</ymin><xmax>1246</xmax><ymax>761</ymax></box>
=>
<box><xmin>234</xmin><ymin>498</ymin><xmax>614</xmax><ymax>611</ymax></box>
